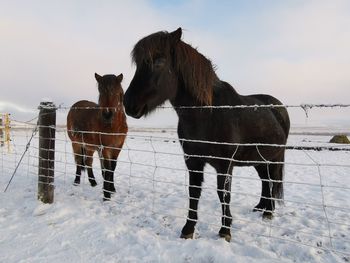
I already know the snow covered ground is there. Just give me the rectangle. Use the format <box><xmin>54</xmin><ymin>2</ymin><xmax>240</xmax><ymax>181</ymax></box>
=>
<box><xmin>1</xmin><ymin>129</ymin><xmax>350</xmax><ymax>263</ymax></box>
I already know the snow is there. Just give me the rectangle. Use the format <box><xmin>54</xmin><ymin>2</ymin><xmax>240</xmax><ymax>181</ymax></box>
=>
<box><xmin>1</xmin><ymin>129</ymin><xmax>349</xmax><ymax>263</ymax></box>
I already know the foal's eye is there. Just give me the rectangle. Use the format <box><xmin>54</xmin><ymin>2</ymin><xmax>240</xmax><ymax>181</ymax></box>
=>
<box><xmin>153</xmin><ymin>58</ymin><xmax>166</xmax><ymax>70</ymax></box>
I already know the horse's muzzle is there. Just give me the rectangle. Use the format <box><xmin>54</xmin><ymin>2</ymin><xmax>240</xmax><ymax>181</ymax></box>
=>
<box><xmin>102</xmin><ymin>110</ymin><xmax>114</xmax><ymax>123</ymax></box>
<box><xmin>123</xmin><ymin>93</ymin><xmax>146</xmax><ymax>119</ymax></box>
<box><xmin>124</xmin><ymin>104</ymin><xmax>146</xmax><ymax>119</ymax></box>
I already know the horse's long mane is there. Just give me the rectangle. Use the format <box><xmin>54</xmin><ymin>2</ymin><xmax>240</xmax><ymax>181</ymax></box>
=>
<box><xmin>132</xmin><ymin>31</ymin><xmax>218</xmax><ymax>105</ymax></box>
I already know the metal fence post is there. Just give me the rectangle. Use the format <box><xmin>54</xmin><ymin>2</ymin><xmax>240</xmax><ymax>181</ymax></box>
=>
<box><xmin>37</xmin><ymin>101</ymin><xmax>56</xmax><ymax>204</ymax></box>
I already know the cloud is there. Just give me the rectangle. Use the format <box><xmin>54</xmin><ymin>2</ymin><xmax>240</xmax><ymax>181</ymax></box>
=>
<box><xmin>0</xmin><ymin>101</ymin><xmax>36</xmax><ymax>114</ymax></box>
<box><xmin>0</xmin><ymin>0</ymin><xmax>349</xmax><ymax>126</ymax></box>
<box><xmin>188</xmin><ymin>1</ymin><xmax>350</xmax><ymax>106</ymax></box>
<box><xmin>0</xmin><ymin>1</ymin><xmax>170</xmax><ymax>106</ymax></box>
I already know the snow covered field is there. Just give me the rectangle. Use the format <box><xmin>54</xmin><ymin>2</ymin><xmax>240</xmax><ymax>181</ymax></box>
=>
<box><xmin>1</xmin><ymin>129</ymin><xmax>350</xmax><ymax>263</ymax></box>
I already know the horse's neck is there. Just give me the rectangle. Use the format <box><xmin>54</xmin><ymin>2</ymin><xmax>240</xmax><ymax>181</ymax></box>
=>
<box><xmin>171</xmin><ymin>82</ymin><xmax>206</xmax><ymax>108</ymax></box>
<box><xmin>170</xmin><ymin>83</ymin><xmax>212</xmax><ymax>126</ymax></box>
<box><xmin>171</xmin><ymin>80</ymin><xmax>241</xmax><ymax>108</ymax></box>
<box><xmin>170</xmin><ymin>80</ymin><xmax>245</xmax><ymax>125</ymax></box>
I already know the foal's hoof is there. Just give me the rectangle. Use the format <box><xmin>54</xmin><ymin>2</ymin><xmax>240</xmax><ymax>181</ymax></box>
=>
<box><xmin>103</xmin><ymin>194</ymin><xmax>111</xmax><ymax>202</ymax></box>
<box><xmin>103</xmin><ymin>197</ymin><xmax>111</xmax><ymax>202</ymax></box>
<box><xmin>73</xmin><ymin>181</ymin><xmax>80</xmax><ymax>186</ymax></box>
<box><xmin>180</xmin><ymin>233</ymin><xmax>194</xmax><ymax>239</ymax></box>
<box><xmin>262</xmin><ymin>211</ymin><xmax>274</xmax><ymax>220</ymax></box>
<box><xmin>219</xmin><ymin>233</ymin><xmax>231</xmax><ymax>242</ymax></box>
<box><xmin>90</xmin><ymin>180</ymin><xmax>97</xmax><ymax>187</ymax></box>
<box><xmin>219</xmin><ymin>227</ymin><xmax>231</xmax><ymax>242</ymax></box>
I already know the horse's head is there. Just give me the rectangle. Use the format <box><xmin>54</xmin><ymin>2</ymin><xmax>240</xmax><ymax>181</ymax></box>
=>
<box><xmin>124</xmin><ymin>28</ymin><xmax>182</xmax><ymax>119</ymax></box>
<box><xmin>95</xmin><ymin>73</ymin><xmax>124</xmax><ymax>124</ymax></box>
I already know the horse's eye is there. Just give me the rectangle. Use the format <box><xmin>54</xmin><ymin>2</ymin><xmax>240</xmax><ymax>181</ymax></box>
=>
<box><xmin>153</xmin><ymin>58</ymin><xmax>166</xmax><ymax>70</ymax></box>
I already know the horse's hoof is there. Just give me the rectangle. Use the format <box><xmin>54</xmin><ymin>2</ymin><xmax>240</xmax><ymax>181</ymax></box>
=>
<box><xmin>73</xmin><ymin>181</ymin><xmax>80</xmax><ymax>186</ymax></box>
<box><xmin>253</xmin><ymin>205</ymin><xmax>264</xmax><ymax>212</ymax></box>
<box><xmin>262</xmin><ymin>211</ymin><xmax>273</xmax><ymax>220</ymax></box>
<box><xmin>90</xmin><ymin>181</ymin><xmax>97</xmax><ymax>187</ymax></box>
<box><xmin>180</xmin><ymin>233</ymin><xmax>194</xmax><ymax>239</ymax></box>
<box><xmin>219</xmin><ymin>233</ymin><xmax>231</xmax><ymax>242</ymax></box>
<box><xmin>103</xmin><ymin>196</ymin><xmax>111</xmax><ymax>202</ymax></box>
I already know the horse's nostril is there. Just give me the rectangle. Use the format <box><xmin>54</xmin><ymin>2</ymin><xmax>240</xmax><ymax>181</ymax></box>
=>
<box><xmin>102</xmin><ymin>111</ymin><xmax>113</xmax><ymax>121</ymax></box>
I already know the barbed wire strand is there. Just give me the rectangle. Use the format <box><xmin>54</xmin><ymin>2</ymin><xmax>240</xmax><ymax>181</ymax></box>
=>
<box><xmin>3</xmin><ymin>122</ymin><xmax>38</xmax><ymax>192</ymax></box>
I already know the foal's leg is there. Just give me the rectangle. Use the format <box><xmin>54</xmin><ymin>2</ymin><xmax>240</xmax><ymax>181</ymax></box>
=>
<box><xmin>101</xmin><ymin>158</ymin><xmax>113</xmax><ymax>201</ymax></box>
<box><xmin>74</xmin><ymin>163</ymin><xmax>82</xmax><ymax>185</ymax></box>
<box><xmin>254</xmin><ymin>164</ymin><xmax>276</xmax><ymax>219</ymax></box>
<box><xmin>72</xmin><ymin>143</ymin><xmax>83</xmax><ymax>185</ymax></box>
<box><xmin>106</xmin><ymin>148</ymin><xmax>123</xmax><ymax>193</ymax></box>
<box><xmin>180</xmin><ymin>158</ymin><xmax>205</xmax><ymax>239</ymax></box>
<box><xmin>109</xmin><ymin>158</ymin><xmax>118</xmax><ymax>193</ymax></box>
<box><xmin>85</xmin><ymin>148</ymin><xmax>97</xmax><ymax>187</ymax></box>
<box><xmin>101</xmin><ymin>149</ymin><xmax>119</xmax><ymax>200</ymax></box>
<box><xmin>216</xmin><ymin>163</ymin><xmax>233</xmax><ymax>242</ymax></box>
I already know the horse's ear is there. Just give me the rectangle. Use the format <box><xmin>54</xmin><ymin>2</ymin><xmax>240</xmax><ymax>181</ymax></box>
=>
<box><xmin>95</xmin><ymin>73</ymin><xmax>102</xmax><ymax>83</ymax></box>
<box><xmin>116</xmin><ymin>73</ymin><xmax>123</xmax><ymax>83</ymax></box>
<box><xmin>170</xmin><ymin>27</ymin><xmax>182</xmax><ymax>44</ymax></box>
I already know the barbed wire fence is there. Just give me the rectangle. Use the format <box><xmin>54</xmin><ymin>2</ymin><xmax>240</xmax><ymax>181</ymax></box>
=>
<box><xmin>1</xmin><ymin>103</ymin><xmax>350</xmax><ymax>259</ymax></box>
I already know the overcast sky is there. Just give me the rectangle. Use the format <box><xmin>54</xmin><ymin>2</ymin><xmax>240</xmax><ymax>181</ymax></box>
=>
<box><xmin>0</xmin><ymin>0</ymin><xmax>349</xmax><ymax>127</ymax></box>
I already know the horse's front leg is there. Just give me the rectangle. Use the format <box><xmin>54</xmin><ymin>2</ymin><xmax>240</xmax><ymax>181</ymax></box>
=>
<box><xmin>109</xmin><ymin>158</ymin><xmax>117</xmax><ymax>193</ymax></box>
<box><xmin>108</xmin><ymin>147</ymin><xmax>123</xmax><ymax>193</ymax></box>
<box><xmin>72</xmin><ymin>143</ymin><xmax>83</xmax><ymax>185</ymax></box>
<box><xmin>85</xmin><ymin>148</ymin><xmax>97</xmax><ymax>187</ymax></box>
<box><xmin>216</xmin><ymin>162</ymin><xmax>234</xmax><ymax>242</ymax></box>
<box><xmin>101</xmin><ymin>148</ymin><xmax>120</xmax><ymax>200</ymax></box>
<box><xmin>101</xmin><ymin>157</ymin><xmax>114</xmax><ymax>201</ymax></box>
<box><xmin>180</xmin><ymin>158</ymin><xmax>205</xmax><ymax>239</ymax></box>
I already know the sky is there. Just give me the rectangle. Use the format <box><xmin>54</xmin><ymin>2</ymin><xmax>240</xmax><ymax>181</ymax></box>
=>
<box><xmin>0</xmin><ymin>0</ymin><xmax>349</xmax><ymax>127</ymax></box>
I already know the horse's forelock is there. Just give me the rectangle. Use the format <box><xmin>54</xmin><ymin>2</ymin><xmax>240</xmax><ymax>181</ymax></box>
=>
<box><xmin>132</xmin><ymin>31</ymin><xmax>171</xmax><ymax>66</ymax></box>
<box><xmin>132</xmin><ymin>30</ymin><xmax>217</xmax><ymax>105</ymax></box>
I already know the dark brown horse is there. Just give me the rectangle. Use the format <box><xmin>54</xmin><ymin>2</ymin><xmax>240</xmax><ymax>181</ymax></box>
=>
<box><xmin>67</xmin><ymin>73</ymin><xmax>128</xmax><ymax>200</ymax></box>
<box><xmin>124</xmin><ymin>28</ymin><xmax>290</xmax><ymax>241</ymax></box>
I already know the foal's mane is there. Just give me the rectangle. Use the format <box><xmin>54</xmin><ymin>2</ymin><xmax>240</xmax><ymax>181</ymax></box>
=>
<box><xmin>132</xmin><ymin>30</ymin><xmax>218</xmax><ymax>105</ymax></box>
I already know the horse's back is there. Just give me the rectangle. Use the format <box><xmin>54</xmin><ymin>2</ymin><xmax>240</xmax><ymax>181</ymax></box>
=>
<box><xmin>248</xmin><ymin>94</ymin><xmax>290</xmax><ymax>139</ymax></box>
<box><xmin>69</xmin><ymin>100</ymin><xmax>98</xmax><ymax>113</ymax></box>
<box><xmin>187</xmin><ymin>82</ymin><xmax>290</xmax><ymax>163</ymax></box>
<box><xmin>67</xmin><ymin>100</ymin><xmax>99</xmax><ymax>142</ymax></box>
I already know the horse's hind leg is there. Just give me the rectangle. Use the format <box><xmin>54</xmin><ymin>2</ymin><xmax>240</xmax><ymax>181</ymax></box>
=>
<box><xmin>254</xmin><ymin>161</ymin><xmax>284</xmax><ymax>219</ymax></box>
<box><xmin>215</xmin><ymin>162</ymin><xmax>233</xmax><ymax>242</ymax></box>
<box><xmin>180</xmin><ymin>158</ymin><xmax>205</xmax><ymax>239</ymax></box>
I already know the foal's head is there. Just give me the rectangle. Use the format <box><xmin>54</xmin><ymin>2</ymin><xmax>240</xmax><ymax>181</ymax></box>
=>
<box><xmin>95</xmin><ymin>73</ymin><xmax>124</xmax><ymax>123</ymax></box>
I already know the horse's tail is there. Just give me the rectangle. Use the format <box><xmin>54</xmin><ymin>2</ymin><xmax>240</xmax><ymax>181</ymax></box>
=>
<box><xmin>74</xmin><ymin>145</ymin><xmax>87</xmax><ymax>172</ymax></box>
<box><xmin>272</xmin><ymin>152</ymin><xmax>285</xmax><ymax>205</ymax></box>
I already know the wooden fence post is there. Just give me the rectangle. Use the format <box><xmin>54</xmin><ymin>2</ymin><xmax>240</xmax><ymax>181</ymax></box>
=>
<box><xmin>38</xmin><ymin>101</ymin><xmax>56</xmax><ymax>204</ymax></box>
<box><xmin>0</xmin><ymin>116</ymin><xmax>3</xmax><ymax>147</ymax></box>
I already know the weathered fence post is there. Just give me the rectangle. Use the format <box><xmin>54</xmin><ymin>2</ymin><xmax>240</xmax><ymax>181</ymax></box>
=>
<box><xmin>38</xmin><ymin>101</ymin><xmax>56</xmax><ymax>204</ymax></box>
<box><xmin>0</xmin><ymin>115</ymin><xmax>3</xmax><ymax>147</ymax></box>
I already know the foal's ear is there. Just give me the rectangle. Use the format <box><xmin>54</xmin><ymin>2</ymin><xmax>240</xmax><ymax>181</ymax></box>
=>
<box><xmin>170</xmin><ymin>27</ymin><xmax>182</xmax><ymax>44</ymax></box>
<box><xmin>116</xmin><ymin>73</ymin><xmax>123</xmax><ymax>83</ymax></box>
<box><xmin>95</xmin><ymin>73</ymin><xmax>102</xmax><ymax>83</ymax></box>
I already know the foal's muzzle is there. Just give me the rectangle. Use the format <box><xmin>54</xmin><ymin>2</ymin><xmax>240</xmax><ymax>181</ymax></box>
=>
<box><xmin>102</xmin><ymin>109</ymin><xmax>114</xmax><ymax>123</ymax></box>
